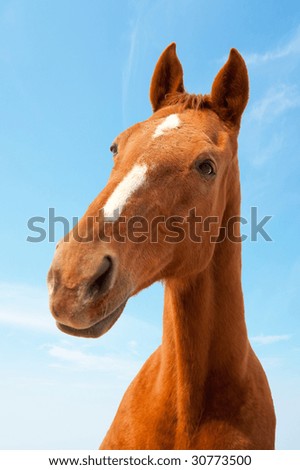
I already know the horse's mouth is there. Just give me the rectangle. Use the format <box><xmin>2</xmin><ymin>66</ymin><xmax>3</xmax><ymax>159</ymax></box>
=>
<box><xmin>56</xmin><ymin>300</ymin><xmax>127</xmax><ymax>338</ymax></box>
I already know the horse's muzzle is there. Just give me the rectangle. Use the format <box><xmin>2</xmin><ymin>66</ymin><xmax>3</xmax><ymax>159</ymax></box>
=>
<box><xmin>47</xmin><ymin>251</ymin><xmax>130</xmax><ymax>336</ymax></box>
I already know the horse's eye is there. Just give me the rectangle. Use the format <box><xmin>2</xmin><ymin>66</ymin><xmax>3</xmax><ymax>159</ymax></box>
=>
<box><xmin>195</xmin><ymin>159</ymin><xmax>216</xmax><ymax>177</ymax></box>
<box><xmin>110</xmin><ymin>143</ymin><xmax>118</xmax><ymax>156</ymax></box>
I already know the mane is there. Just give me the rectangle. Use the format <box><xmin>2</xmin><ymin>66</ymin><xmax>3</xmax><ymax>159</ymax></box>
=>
<box><xmin>164</xmin><ymin>92</ymin><xmax>213</xmax><ymax>111</ymax></box>
<box><xmin>164</xmin><ymin>92</ymin><xmax>237</xmax><ymax>129</ymax></box>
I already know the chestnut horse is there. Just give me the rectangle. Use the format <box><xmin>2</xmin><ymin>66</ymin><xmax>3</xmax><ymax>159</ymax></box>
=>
<box><xmin>48</xmin><ymin>44</ymin><xmax>276</xmax><ymax>449</ymax></box>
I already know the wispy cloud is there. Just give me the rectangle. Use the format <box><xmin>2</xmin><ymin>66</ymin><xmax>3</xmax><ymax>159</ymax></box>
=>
<box><xmin>122</xmin><ymin>15</ymin><xmax>141</xmax><ymax>124</ymax></box>
<box><xmin>48</xmin><ymin>344</ymin><xmax>142</xmax><ymax>378</ymax></box>
<box><xmin>128</xmin><ymin>339</ymin><xmax>139</xmax><ymax>356</ymax></box>
<box><xmin>252</xmin><ymin>132</ymin><xmax>284</xmax><ymax>167</ymax></box>
<box><xmin>251</xmin><ymin>334</ymin><xmax>291</xmax><ymax>345</ymax></box>
<box><xmin>245</xmin><ymin>26</ymin><xmax>300</xmax><ymax>65</ymax></box>
<box><xmin>0</xmin><ymin>282</ymin><xmax>55</xmax><ymax>332</ymax></box>
<box><xmin>0</xmin><ymin>308</ymin><xmax>55</xmax><ymax>332</ymax></box>
<box><xmin>245</xmin><ymin>84</ymin><xmax>300</xmax><ymax>166</ymax></box>
<box><xmin>249</xmin><ymin>84</ymin><xmax>300</xmax><ymax>122</ymax></box>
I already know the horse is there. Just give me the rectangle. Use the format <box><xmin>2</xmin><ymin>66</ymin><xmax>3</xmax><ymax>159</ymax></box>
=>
<box><xmin>47</xmin><ymin>43</ymin><xmax>276</xmax><ymax>449</ymax></box>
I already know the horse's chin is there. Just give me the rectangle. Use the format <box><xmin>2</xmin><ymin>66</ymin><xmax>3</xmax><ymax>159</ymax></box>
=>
<box><xmin>56</xmin><ymin>301</ymin><xmax>127</xmax><ymax>338</ymax></box>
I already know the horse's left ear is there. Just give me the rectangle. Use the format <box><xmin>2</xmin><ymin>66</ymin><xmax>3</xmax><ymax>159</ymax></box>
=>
<box><xmin>150</xmin><ymin>43</ymin><xmax>184</xmax><ymax>112</ymax></box>
<box><xmin>211</xmin><ymin>49</ymin><xmax>249</xmax><ymax>127</ymax></box>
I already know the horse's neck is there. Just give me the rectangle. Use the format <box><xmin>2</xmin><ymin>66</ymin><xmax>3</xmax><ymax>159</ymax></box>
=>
<box><xmin>160</xmin><ymin>188</ymin><xmax>249</xmax><ymax>439</ymax></box>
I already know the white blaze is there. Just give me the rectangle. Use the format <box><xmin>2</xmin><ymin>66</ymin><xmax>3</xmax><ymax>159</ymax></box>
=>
<box><xmin>103</xmin><ymin>163</ymin><xmax>148</xmax><ymax>221</ymax></box>
<box><xmin>153</xmin><ymin>114</ymin><xmax>181</xmax><ymax>138</ymax></box>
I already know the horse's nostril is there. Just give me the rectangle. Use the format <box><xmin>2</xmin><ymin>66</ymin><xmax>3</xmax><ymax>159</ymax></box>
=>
<box><xmin>88</xmin><ymin>256</ymin><xmax>114</xmax><ymax>298</ymax></box>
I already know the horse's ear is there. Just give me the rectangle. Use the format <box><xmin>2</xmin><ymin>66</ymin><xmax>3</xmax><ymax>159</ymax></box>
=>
<box><xmin>211</xmin><ymin>49</ymin><xmax>249</xmax><ymax>127</ymax></box>
<box><xmin>150</xmin><ymin>43</ymin><xmax>184</xmax><ymax>112</ymax></box>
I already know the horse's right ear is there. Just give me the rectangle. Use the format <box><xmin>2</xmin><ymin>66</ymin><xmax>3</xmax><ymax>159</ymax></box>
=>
<box><xmin>150</xmin><ymin>43</ymin><xmax>184</xmax><ymax>112</ymax></box>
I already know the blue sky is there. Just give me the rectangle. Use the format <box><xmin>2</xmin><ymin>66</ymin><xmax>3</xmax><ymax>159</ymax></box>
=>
<box><xmin>0</xmin><ymin>0</ymin><xmax>299</xmax><ymax>449</ymax></box>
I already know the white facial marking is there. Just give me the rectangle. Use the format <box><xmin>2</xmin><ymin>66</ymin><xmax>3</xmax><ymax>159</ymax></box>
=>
<box><xmin>153</xmin><ymin>114</ymin><xmax>181</xmax><ymax>138</ymax></box>
<box><xmin>103</xmin><ymin>163</ymin><xmax>148</xmax><ymax>221</ymax></box>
